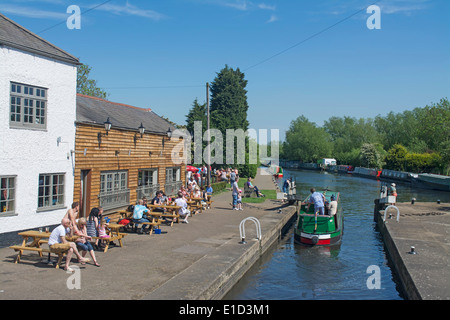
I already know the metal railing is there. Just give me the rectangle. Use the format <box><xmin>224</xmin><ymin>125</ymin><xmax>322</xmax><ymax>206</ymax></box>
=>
<box><xmin>136</xmin><ymin>184</ymin><xmax>160</xmax><ymax>200</ymax></box>
<box><xmin>98</xmin><ymin>189</ymin><xmax>130</xmax><ymax>210</ymax></box>
<box><xmin>164</xmin><ymin>181</ymin><xmax>182</xmax><ymax>197</ymax></box>
<box><xmin>239</xmin><ymin>217</ymin><xmax>262</xmax><ymax>244</ymax></box>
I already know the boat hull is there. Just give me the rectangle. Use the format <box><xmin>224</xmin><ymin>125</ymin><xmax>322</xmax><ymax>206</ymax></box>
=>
<box><xmin>294</xmin><ymin>230</ymin><xmax>342</xmax><ymax>246</ymax></box>
<box><xmin>294</xmin><ymin>191</ymin><xmax>343</xmax><ymax>246</ymax></box>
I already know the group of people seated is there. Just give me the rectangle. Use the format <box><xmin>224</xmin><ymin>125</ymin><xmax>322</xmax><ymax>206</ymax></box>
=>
<box><xmin>48</xmin><ymin>202</ymin><xmax>103</xmax><ymax>272</ymax></box>
<box><xmin>131</xmin><ymin>185</ymin><xmax>213</xmax><ymax>233</ymax></box>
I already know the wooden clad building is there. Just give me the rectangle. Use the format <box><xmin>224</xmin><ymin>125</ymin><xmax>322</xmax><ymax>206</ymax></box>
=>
<box><xmin>74</xmin><ymin>94</ymin><xmax>186</xmax><ymax>217</ymax></box>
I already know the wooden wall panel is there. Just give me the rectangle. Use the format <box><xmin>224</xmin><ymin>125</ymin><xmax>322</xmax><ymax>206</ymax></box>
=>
<box><xmin>73</xmin><ymin>124</ymin><xmax>186</xmax><ymax>214</ymax></box>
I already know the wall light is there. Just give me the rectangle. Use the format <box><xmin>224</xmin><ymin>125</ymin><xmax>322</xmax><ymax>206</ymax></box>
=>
<box><xmin>97</xmin><ymin>117</ymin><xmax>112</xmax><ymax>148</ymax></box>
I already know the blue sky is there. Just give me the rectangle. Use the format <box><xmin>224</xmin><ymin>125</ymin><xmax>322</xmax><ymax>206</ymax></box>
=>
<box><xmin>1</xmin><ymin>0</ymin><xmax>449</xmax><ymax>141</ymax></box>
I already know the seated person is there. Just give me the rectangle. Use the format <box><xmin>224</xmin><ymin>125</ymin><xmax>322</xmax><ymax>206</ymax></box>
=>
<box><xmin>133</xmin><ymin>199</ymin><xmax>151</xmax><ymax>233</ymax></box>
<box><xmin>174</xmin><ymin>192</ymin><xmax>191</xmax><ymax>223</ymax></box>
<box><xmin>151</xmin><ymin>191</ymin><xmax>164</xmax><ymax>213</ymax></box>
<box><xmin>206</xmin><ymin>184</ymin><xmax>213</xmax><ymax>195</ymax></box>
<box><xmin>246</xmin><ymin>177</ymin><xmax>264</xmax><ymax>197</ymax></box>
<box><xmin>48</xmin><ymin>218</ymin><xmax>88</xmax><ymax>272</ymax></box>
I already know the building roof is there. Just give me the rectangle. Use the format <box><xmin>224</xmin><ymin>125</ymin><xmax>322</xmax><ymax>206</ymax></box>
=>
<box><xmin>76</xmin><ymin>94</ymin><xmax>178</xmax><ymax>136</ymax></box>
<box><xmin>0</xmin><ymin>12</ymin><xmax>80</xmax><ymax>65</ymax></box>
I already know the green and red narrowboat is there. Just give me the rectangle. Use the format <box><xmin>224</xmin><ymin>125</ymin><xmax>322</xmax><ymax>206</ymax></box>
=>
<box><xmin>294</xmin><ymin>191</ymin><xmax>343</xmax><ymax>246</ymax></box>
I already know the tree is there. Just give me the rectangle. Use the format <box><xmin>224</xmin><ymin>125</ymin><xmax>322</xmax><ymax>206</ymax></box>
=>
<box><xmin>210</xmin><ymin>65</ymin><xmax>249</xmax><ymax>132</ymax></box>
<box><xmin>360</xmin><ymin>143</ymin><xmax>382</xmax><ymax>168</ymax></box>
<box><xmin>208</xmin><ymin>65</ymin><xmax>254</xmax><ymax>174</ymax></box>
<box><xmin>186</xmin><ymin>98</ymin><xmax>207</xmax><ymax>134</ymax></box>
<box><xmin>385</xmin><ymin>144</ymin><xmax>408</xmax><ymax>171</ymax></box>
<box><xmin>77</xmin><ymin>64</ymin><xmax>108</xmax><ymax>99</ymax></box>
<box><xmin>283</xmin><ymin>115</ymin><xmax>332</xmax><ymax>162</ymax></box>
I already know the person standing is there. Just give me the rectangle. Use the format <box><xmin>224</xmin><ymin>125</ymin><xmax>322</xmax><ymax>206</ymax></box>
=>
<box><xmin>327</xmin><ymin>194</ymin><xmax>338</xmax><ymax>216</ymax></box>
<box><xmin>64</xmin><ymin>202</ymin><xmax>80</xmax><ymax>235</ymax></box>
<box><xmin>389</xmin><ymin>183</ymin><xmax>397</xmax><ymax>205</ymax></box>
<box><xmin>230</xmin><ymin>170</ymin><xmax>236</xmax><ymax>189</ymax></box>
<box><xmin>307</xmin><ymin>188</ymin><xmax>326</xmax><ymax>215</ymax></box>
<box><xmin>232</xmin><ymin>177</ymin><xmax>240</xmax><ymax>210</ymax></box>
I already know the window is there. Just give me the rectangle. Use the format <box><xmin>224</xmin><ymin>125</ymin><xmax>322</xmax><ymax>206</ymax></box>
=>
<box><xmin>164</xmin><ymin>167</ymin><xmax>181</xmax><ymax>196</ymax></box>
<box><xmin>138</xmin><ymin>169</ymin><xmax>158</xmax><ymax>187</ymax></box>
<box><xmin>1</xmin><ymin>176</ymin><xmax>16</xmax><ymax>215</ymax></box>
<box><xmin>99</xmin><ymin>171</ymin><xmax>129</xmax><ymax>210</ymax></box>
<box><xmin>38</xmin><ymin>173</ymin><xmax>65</xmax><ymax>210</ymax></box>
<box><xmin>137</xmin><ymin>169</ymin><xmax>159</xmax><ymax>199</ymax></box>
<box><xmin>165</xmin><ymin>167</ymin><xmax>181</xmax><ymax>183</ymax></box>
<box><xmin>10</xmin><ymin>82</ymin><xmax>47</xmax><ymax>129</ymax></box>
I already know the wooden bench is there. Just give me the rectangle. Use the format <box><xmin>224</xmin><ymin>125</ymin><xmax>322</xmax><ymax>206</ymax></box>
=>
<box><xmin>146</xmin><ymin>204</ymin><xmax>181</xmax><ymax>226</ymax></box>
<box><xmin>9</xmin><ymin>245</ymin><xmax>68</xmax><ymax>269</ymax></box>
<box><xmin>138</xmin><ymin>221</ymin><xmax>162</xmax><ymax>235</ymax></box>
<box><xmin>206</xmin><ymin>195</ymin><xmax>213</xmax><ymax>209</ymax></box>
<box><xmin>244</xmin><ymin>184</ymin><xmax>257</xmax><ymax>198</ymax></box>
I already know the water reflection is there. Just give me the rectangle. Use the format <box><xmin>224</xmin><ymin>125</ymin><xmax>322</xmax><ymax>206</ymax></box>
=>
<box><xmin>225</xmin><ymin>169</ymin><xmax>450</xmax><ymax>300</ymax></box>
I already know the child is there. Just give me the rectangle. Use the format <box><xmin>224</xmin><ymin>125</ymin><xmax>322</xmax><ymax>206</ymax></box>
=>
<box><xmin>236</xmin><ymin>191</ymin><xmax>243</xmax><ymax>210</ymax></box>
<box><xmin>98</xmin><ymin>219</ymin><xmax>110</xmax><ymax>247</ymax></box>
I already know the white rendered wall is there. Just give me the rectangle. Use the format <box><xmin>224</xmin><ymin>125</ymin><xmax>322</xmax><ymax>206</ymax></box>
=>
<box><xmin>0</xmin><ymin>46</ymin><xmax>77</xmax><ymax>234</ymax></box>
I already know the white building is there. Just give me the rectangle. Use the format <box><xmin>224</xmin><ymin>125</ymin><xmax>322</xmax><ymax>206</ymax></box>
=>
<box><xmin>0</xmin><ymin>13</ymin><xmax>80</xmax><ymax>236</ymax></box>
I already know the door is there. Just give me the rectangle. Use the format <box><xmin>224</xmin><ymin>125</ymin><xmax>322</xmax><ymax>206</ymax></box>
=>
<box><xmin>80</xmin><ymin>170</ymin><xmax>91</xmax><ymax>218</ymax></box>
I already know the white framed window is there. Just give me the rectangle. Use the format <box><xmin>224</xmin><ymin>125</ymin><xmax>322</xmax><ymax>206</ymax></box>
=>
<box><xmin>138</xmin><ymin>168</ymin><xmax>158</xmax><ymax>187</ymax></box>
<box><xmin>165</xmin><ymin>167</ymin><xmax>181</xmax><ymax>183</ymax></box>
<box><xmin>164</xmin><ymin>167</ymin><xmax>181</xmax><ymax>196</ymax></box>
<box><xmin>137</xmin><ymin>169</ymin><xmax>159</xmax><ymax>199</ymax></box>
<box><xmin>38</xmin><ymin>173</ymin><xmax>65</xmax><ymax>211</ymax></box>
<box><xmin>99</xmin><ymin>170</ymin><xmax>129</xmax><ymax>210</ymax></box>
<box><xmin>1</xmin><ymin>176</ymin><xmax>16</xmax><ymax>216</ymax></box>
<box><xmin>10</xmin><ymin>82</ymin><xmax>47</xmax><ymax>130</ymax></box>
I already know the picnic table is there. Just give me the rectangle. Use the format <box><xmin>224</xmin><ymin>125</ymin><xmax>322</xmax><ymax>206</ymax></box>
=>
<box><xmin>9</xmin><ymin>230</ymin><xmax>68</xmax><ymax>268</ymax></box>
<box><xmin>146</xmin><ymin>204</ymin><xmax>181</xmax><ymax>226</ymax></box>
<box><xmin>92</xmin><ymin>223</ymin><xmax>126</xmax><ymax>252</ymax></box>
<box><xmin>187</xmin><ymin>197</ymin><xmax>205</xmax><ymax>214</ymax></box>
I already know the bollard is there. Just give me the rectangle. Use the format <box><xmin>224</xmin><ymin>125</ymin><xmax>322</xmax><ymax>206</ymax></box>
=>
<box><xmin>409</xmin><ymin>246</ymin><xmax>416</xmax><ymax>255</ymax></box>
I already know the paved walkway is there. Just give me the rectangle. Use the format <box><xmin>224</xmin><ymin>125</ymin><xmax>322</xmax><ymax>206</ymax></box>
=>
<box><xmin>377</xmin><ymin>201</ymin><xmax>450</xmax><ymax>300</ymax></box>
<box><xmin>0</xmin><ymin>168</ymin><xmax>296</xmax><ymax>300</ymax></box>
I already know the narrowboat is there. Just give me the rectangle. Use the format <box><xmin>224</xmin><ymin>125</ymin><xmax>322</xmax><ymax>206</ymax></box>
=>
<box><xmin>414</xmin><ymin>173</ymin><xmax>450</xmax><ymax>191</ymax></box>
<box><xmin>294</xmin><ymin>191</ymin><xmax>343</xmax><ymax>246</ymax></box>
<box><xmin>270</xmin><ymin>164</ymin><xmax>284</xmax><ymax>178</ymax></box>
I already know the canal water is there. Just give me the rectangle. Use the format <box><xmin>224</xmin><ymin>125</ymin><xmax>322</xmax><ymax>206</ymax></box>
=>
<box><xmin>224</xmin><ymin>169</ymin><xmax>450</xmax><ymax>300</ymax></box>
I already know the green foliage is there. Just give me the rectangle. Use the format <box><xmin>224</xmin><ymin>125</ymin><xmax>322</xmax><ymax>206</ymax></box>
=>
<box><xmin>385</xmin><ymin>144</ymin><xmax>442</xmax><ymax>173</ymax></box>
<box><xmin>359</xmin><ymin>143</ymin><xmax>383</xmax><ymax>168</ymax></box>
<box><xmin>210</xmin><ymin>65</ymin><xmax>249</xmax><ymax>132</ymax></box>
<box><xmin>185</xmin><ymin>65</ymin><xmax>256</xmax><ymax>175</ymax></box>
<box><xmin>210</xmin><ymin>181</ymin><xmax>227</xmax><ymax>194</ymax></box>
<box><xmin>385</xmin><ymin>144</ymin><xmax>408</xmax><ymax>171</ymax></box>
<box><xmin>405</xmin><ymin>152</ymin><xmax>442</xmax><ymax>173</ymax></box>
<box><xmin>186</xmin><ymin>98</ymin><xmax>207</xmax><ymax>134</ymax></box>
<box><xmin>77</xmin><ymin>64</ymin><xmax>108</xmax><ymax>99</ymax></box>
<box><xmin>281</xmin><ymin>98</ymin><xmax>448</xmax><ymax>174</ymax></box>
<box><xmin>282</xmin><ymin>115</ymin><xmax>332</xmax><ymax>162</ymax></box>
